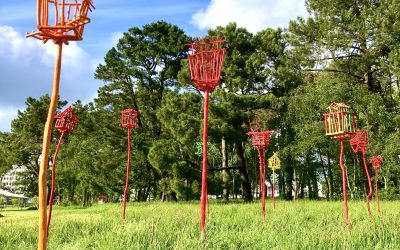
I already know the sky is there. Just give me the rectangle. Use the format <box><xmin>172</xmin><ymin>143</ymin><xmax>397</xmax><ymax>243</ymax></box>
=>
<box><xmin>0</xmin><ymin>0</ymin><xmax>308</xmax><ymax>132</ymax></box>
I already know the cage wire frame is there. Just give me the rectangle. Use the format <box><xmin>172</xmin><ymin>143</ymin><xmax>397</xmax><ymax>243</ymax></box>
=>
<box><xmin>27</xmin><ymin>0</ymin><xmax>94</xmax><ymax>44</ymax></box>
<box><xmin>186</xmin><ymin>37</ymin><xmax>225</xmax><ymax>92</ymax></box>
<box><xmin>121</xmin><ymin>108</ymin><xmax>139</xmax><ymax>129</ymax></box>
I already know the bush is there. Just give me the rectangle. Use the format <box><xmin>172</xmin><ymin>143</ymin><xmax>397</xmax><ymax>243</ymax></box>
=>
<box><xmin>26</xmin><ymin>206</ymin><xmax>38</xmax><ymax>210</ymax></box>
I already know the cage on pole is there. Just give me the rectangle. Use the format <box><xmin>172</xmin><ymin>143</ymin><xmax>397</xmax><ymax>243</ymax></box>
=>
<box><xmin>324</xmin><ymin>102</ymin><xmax>357</xmax><ymax>225</ymax></box>
<box><xmin>121</xmin><ymin>108</ymin><xmax>139</xmax><ymax>129</ymax></box>
<box><xmin>349</xmin><ymin>129</ymin><xmax>373</xmax><ymax>217</ymax></box>
<box><xmin>47</xmin><ymin>106</ymin><xmax>79</xmax><ymax>238</ymax></box>
<box><xmin>187</xmin><ymin>38</ymin><xmax>225</xmax><ymax>93</ymax></box>
<box><xmin>120</xmin><ymin>108</ymin><xmax>139</xmax><ymax>223</ymax></box>
<box><xmin>27</xmin><ymin>0</ymin><xmax>94</xmax><ymax>44</ymax></box>
<box><xmin>268</xmin><ymin>152</ymin><xmax>280</xmax><ymax>209</ymax></box>
<box><xmin>186</xmin><ymin>37</ymin><xmax>225</xmax><ymax>240</ymax></box>
<box><xmin>247</xmin><ymin>115</ymin><xmax>273</xmax><ymax>222</ymax></box>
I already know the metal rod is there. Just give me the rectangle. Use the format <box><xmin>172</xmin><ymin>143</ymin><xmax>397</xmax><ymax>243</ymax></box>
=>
<box><xmin>375</xmin><ymin>169</ymin><xmax>381</xmax><ymax>213</ymax></box>
<box><xmin>339</xmin><ymin>140</ymin><xmax>349</xmax><ymax>225</ymax></box>
<box><xmin>38</xmin><ymin>42</ymin><xmax>63</xmax><ymax>250</ymax></box>
<box><xmin>200</xmin><ymin>90</ymin><xmax>209</xmax><ymax>240</ymax></box>
<box><xmin>47</xmin><ymin>132</ymin><xmax>65</xmax><ymax>237</ymax></box>
<box><xmin>122</xmin><ymin>128</ymin><xmax>131</xmax><ymax>223</ymax></box>
<box><xmin>362</xmin><ymin>152</ymin><xmax>373</xmax><ymax>218</ymax></box>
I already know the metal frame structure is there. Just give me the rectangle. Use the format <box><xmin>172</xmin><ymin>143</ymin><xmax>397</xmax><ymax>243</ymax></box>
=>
<box><xmin>324</xmin><ymin>102</ymin><xmax>357</xmax><ymax>225</ymax></box>
<box><xmin>349</xmin><ymin>129</ymin><xmax>373</xmax><ymax>217</ymax></box>
<box><xmin>247</xmin><ymin>116</ymin><xmax>273</xmax><ymax>222</ymax></box>
<box><xmin>47</xmin><ymin>106</ymin><xmax>78</xmax><ymax>237</ymax></box>
<box><xmin>27</xmin><ymin>1</ymin><xmax>94</xmax><ymax>248</ymax></box>
<box><xmin>268</xmin><ymin>152</ymin><xmax>280</xmax><ymax>210</ymax></box>
<box><xmin>186</xmin><ymin>37</ymin><xmax>225</xmax><ymax>239</ymax></box>
<box><xmin>121</xmin><ymin>108</ymin><xmax>139</xmax><ymax>223</ymax></box>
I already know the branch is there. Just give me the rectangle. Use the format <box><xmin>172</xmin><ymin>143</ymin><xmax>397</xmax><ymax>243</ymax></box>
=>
<box><xmin>302</xmin><ymin>68</ymin><xmax>364</xmax><ymax>81</ymax></box>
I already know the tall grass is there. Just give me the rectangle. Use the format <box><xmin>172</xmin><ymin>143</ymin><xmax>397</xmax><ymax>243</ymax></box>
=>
<box><xmin>1</xmin><ymin>200</ymin><xmax>399</xmax><ymax>249</ymax></box>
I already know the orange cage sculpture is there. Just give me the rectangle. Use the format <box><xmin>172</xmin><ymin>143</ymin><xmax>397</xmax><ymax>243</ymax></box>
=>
<box><xmin>27</xmin><ymin>0</ymin><xmax>94</xmax><ymax>44</ymax></box>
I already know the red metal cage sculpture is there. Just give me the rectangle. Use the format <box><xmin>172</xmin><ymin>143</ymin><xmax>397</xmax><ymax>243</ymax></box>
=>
<box><xmin>187</xmin><ymin>38</ymin><xmax>225</xmax><ymax>93</ymax></box>
<box><xmin>247</xmin><ymin>116</ymin><xmax>274</xmax><ymax>222</ymax></box>
<box><xmin>349</xmin><ymin>129</ymin><xmax>373</xmax><ymax>217</ymax></box>
<box><xmin>324</xmin><ymin>102</ymin><xmax>357</xmax><ymax>225</ymax></box>
<box><xmin>47</xmin><ymin>106</ymin><xmax>79</xmax><ymax>237</ymax></box>
<box><xmin>121</xmin><ymin>108</ymin><xmax>139</xmax><ymax>129</ymax></box>
<box><xmin>27</xmin><ymin>0</ymin><xmax>94</xmax><ymax>44</ymax></box>
<box><xmin>121</xmin><ymin>108</ymin><xmax>139</xmax><ymax>223</ymax></box>
<box><xmin>54</xmin><ymin>106</ymin><xmax>79</xmax><ymax>133</ymax></box>
<box><xmin>186</xmin><ymin>37</ymin><xmax>225</xmax><ymax>239</ymax></box>
<box><xmin>371</xmin><ymin>155</ymin><xmax>383</xmax><ymax>213</ymax></box>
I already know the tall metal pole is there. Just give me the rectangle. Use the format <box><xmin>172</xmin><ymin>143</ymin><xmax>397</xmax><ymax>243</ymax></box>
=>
<box><xmin>200</xmin><ymin>90</ymin><xmax>209</xmax><ymax>239</ymax></box>
<box><xmin>38</xmin><ymin>43</ymin><xmax>63</xmax><ymax>250</ymax></box>
<box><xmin>375</xmin><ymin>169</ymin><xmax>381</xmax><ymax>213</ymax></box>
<box><xmin>123</xmin><ymin>128</ymin><xmax>131</xmax><ymax>223</ymax></box>
<box><xmin>339</xmin><ymin>140</ymin><xmax>349</xmax><ymax>225</ymax></box>
<box><xmin>362</xmin><ymin>152</ymin><xmax>373</xmax><ymax>218</ymax></box>
<box><xmin>47</xmin><ymin>132</ymin><xmax>65</xmax><ymax>237</ymax></box>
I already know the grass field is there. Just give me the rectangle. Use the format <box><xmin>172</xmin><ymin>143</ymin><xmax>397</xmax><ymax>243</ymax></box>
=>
<box><xmin>1</xmin><ymin>200</ymin><xmax>399</xmax><ymax>249</ymax></box>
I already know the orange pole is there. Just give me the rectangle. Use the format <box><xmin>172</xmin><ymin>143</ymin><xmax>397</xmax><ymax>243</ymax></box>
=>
<box><xmin>38</xmin><ymin>43</ymin><xmax>63</xmax><ymax>250</ymax></box>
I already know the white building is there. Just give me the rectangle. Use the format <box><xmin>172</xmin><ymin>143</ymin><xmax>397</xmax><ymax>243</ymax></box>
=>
<box><xmin>1</xmin><ymin>165</ymin><xmax>27</xmax><ymax>192</ymax></box>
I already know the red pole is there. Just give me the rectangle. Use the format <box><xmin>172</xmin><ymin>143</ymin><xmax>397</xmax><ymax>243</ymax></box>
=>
<box><xmin>122</xmin><ymin>128</ymin><xmax>131</xmax><ymax>223</ymax></box>
<box><xmin>200</xmin><ymin>90</ymin><xmax>209</xmax><ymax>239</ymax></box>
<box><xmin>362</xmin><ymin>152</ymin><xmax>373</xmax><ymax>218</ymax></box>
<box><xmin>261</xmin><ymin>151</ymin><xmax>266</xmax><ymax>222</ymax></box>
<box><xmin>375</xmin><ymin>169</ymin><xmax>381</xmax><ymax>213</ymax></box>
<box><xmin>339</xmin><ymin>140</ymin><xmax>349</xmax><ymax>225</ymax></box>
<box><xmin>47</xmin><ymin>132</ymin><xmax>65</xmax><ymax>237</ymax></box>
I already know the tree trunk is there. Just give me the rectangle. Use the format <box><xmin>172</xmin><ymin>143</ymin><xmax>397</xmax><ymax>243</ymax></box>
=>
<box><xmin>318</xmin><ymin>147</ymin><xmax>330</xmax><ymax>200</ymax></box>
<box><xmin>221</xmin><ymin>137</ymin><xmax>229</xmax><ymax>201</ymax></box>
<box><xmin>235</xmin><ymin>142</ymin><xmax>253</xmax><ymax>202</ymax></box>
<box><xmin>327</xmin><ymin>151</ymin><xmax>334</xmax><ymax>198</ymax></box>
<box><xmin>284</xmin><ymin>155</ymin><xmax>294</xmax><ymax>200</ymax></box>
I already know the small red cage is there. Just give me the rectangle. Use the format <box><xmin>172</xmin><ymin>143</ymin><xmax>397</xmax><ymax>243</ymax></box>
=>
<box><xmin>26</xmin><ymin>0</ymin><xmax>94</xmax><ymax>44</ymax></box>
<box><xmin>324</xmin><ymin>102</ymin><xmax>357</xmax><ymax>140</ymax></box>
<box><xmin>186</xmin><ymin>38</ymin><xmax>225</xmax><ymax>92</ymax></box>
<box><xmin>247</xmin><ymin>131</ymin><xmax>273</xmax><ymax>148</ymax></box>
<box><xmin>371</xmin><ymin>155</ymin><xmax>383</xmax><ymax>170</ymax></box>
<box><xmin>121</xmin><ymin>108</ymin><xmax>139</xmax><ymax>129</ymax></box>
<box><xmin>54</xmin><ymin>106</ymin><xmax>79</xmax><ymax>133</ymax></box>
<box><xmin>350</xmin><ymin>130</ymin><xmax>368</xmax><ymax>153</ymax></box>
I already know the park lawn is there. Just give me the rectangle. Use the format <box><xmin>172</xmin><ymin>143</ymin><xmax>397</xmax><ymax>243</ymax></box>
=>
<box><xmin>0</xmin><ymin>200</ymin><xmax>399</xmax><ymax>249</ymax></box>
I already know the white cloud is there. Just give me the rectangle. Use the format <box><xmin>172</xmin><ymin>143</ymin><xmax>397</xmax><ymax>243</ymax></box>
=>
<box><xmin>191</xmin><ymin>0</ymin><xmax>308</xmax><ymax>33</ymax></box>
<box><xmin>0</xmin><ymin>25</ymin><xmax>101</xmax><ymax>132</ymax></box>
<box><xmin>0</xmin><ymin>106</ymin><xmax>20</xmax><ymax>132</ymax></box>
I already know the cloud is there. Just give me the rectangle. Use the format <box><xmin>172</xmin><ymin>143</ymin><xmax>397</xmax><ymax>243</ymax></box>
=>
<box><xmin>0</xmin><ymin>25</ymin><xmax>101</xmax><ymax>132</ymax></box>
<box><xmin>191</xmin><ymin>0</ymin><xmax>308</xmax><ymax>33</ymax></box>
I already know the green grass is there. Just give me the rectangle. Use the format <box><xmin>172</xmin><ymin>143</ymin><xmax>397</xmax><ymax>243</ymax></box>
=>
<box><xmin>1</xmin><ymin>200</ymin><xmax>399</xmax><ymax>249</ymax></box>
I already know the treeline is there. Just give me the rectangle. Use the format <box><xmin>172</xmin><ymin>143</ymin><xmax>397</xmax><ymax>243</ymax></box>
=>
<box><xmin>0</xmin><ymin>1</ymin><xmax>399</xmax><ymax>204</ymax></box>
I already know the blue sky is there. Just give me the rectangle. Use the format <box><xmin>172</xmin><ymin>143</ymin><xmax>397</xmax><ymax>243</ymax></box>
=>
<box><xmin>0</xmin><ymin>0</ymin><xmax>307</xmax><ymax>132</ymax></box>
